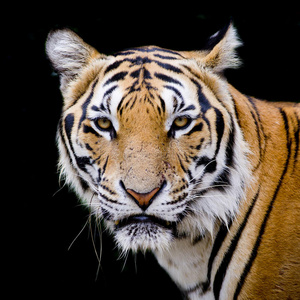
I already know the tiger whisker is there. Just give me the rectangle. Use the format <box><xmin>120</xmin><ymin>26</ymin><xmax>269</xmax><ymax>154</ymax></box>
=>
<box><xmin>52</xmin><ymin>180</ymin><xmax>67</xmax><ymax>197</ymax></box>
<box><xmin>190</xmin><ymin>184</ymin><xmax>231</xmax><ymax>195</ymax></box>
<box><xmin>188</xmin><ymin>159</ymin><xmax>217</xmax><ymax>183</ymax></box>
<box><xmin>121</xmin><ymin>250</ymin><xmax>130</xmax><ymax>272</ymax></box>
<box><xmin>188</xmin><ymin>194</ymin><xmax>230</xmax><ymax>200</ymax></box>
<box><xmin>68</xmin><ymin>218</ymin><xmax>89</xmax><ymax>251</ymax></box>
<box><xmin>88</xmin><ymin>194</ymin><xmax>102</xmax><ymax>263</ymax></box>
<box><xmin>94</xmin><ymin>212</ymin><xmax>103</xmax><ymax>281</ymax></box>
<box><xmin>84</xmin><ymin>193</ymin><xmax>106</xmax><ymax>281</ymax></box>
<box><xmin>67</xmin><ymin>193</ymin><xmax>98</xmax><ymax>252</ymax></box>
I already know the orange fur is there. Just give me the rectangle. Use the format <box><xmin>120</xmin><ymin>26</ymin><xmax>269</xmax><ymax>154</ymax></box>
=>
<box><xmin>230</xmin><ymin>86</ymin><xmax>300</xmax><ymax>299</ymax></box>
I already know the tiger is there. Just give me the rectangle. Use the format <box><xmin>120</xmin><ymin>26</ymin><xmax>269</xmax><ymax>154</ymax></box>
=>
<box><xmin>46</xmin><ymin>23</ymin><xmax>300</xmax><ymax>299</ymax></box>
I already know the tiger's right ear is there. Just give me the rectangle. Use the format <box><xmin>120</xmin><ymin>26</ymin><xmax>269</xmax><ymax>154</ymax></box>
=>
<box><xmin>182</xmin><ymin>22</ymin><xmax>242</xmax><ymax>74</ymax></box>
<box><xmin>46</xmin><ymin>29</ymin><xmax>105</xmax><ymax>92</ymax></box>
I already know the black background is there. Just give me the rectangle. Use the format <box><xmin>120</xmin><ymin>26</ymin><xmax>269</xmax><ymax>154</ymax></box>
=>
<box><xmin>6</xmin><ymin>3</ymin><xmax>299</xmax><ymax>299</ymax></box>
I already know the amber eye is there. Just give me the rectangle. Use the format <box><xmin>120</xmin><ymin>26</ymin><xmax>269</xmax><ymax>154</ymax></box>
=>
<box><xmin>96</xmin><ymin>118</ymin><xmax>112</xmax><ymax>130</ymax></box>
<box><xmin>173</xmin><ymin>116</ymin><xmax>190</xmax><ymax>128</ymax></box>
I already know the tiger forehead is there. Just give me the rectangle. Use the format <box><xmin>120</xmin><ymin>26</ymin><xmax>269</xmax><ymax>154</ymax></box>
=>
<box><xmin>100</xmin><ymin>46</ymin><xmax>191</xmax><ymax>116</ymax></box>
<box><xmin>113</xmin><ymin>45</ymin><xmax>185</xmax><ymax>60</ymax></box>
<box><xmin>105</xmin><ymin>46</ymin><xmax>185</xmax><ymax>88</ymax></box>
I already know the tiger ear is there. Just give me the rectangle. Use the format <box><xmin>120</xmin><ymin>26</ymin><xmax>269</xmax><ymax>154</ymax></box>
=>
<box><xmin>197</xmin><ymin>22</ymin><xmax>243</xmax><ymax>73</ymax></box>
<box><xmin>46</xmin><ymin>29</ymin><xmax>105</xmax><ymax>91</ymax></box>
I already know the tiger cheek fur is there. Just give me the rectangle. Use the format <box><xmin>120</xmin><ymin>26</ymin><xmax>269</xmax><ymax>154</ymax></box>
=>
<box><xmin>47</xmin><ymin>23</ymin><xmax>300</xmax><ymax>299</ymax></box>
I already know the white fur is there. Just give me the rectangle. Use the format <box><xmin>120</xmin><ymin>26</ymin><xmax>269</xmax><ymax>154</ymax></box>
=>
<box><xmin>115</xmin><ymin>223</ymin><xmax>173</xmax><ymax>254</ymax></box>
<box><xmin>203</xmin><ymin>24</ymin><xmax>243</xmax><ymax>73</ymax></box>
<box><xmin>155</xmin><ymin>237</ymin><xmax>212</xmax><ymax>289</ymax></box>
<box><xmin>46</xmin><ymin>29</ymin><xmax>95</xmax><ymax>91</ymax></box>
<box><xmin>217</xmin><ymin>24</ymin><xmax>243</xmax><ymax>70</ymax></box>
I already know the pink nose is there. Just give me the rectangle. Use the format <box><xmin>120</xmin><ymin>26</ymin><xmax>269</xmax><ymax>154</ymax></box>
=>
<box><xmin>126</xmin><ymin>187</ymin><xmax>160</xmax><ymax>210</ymax></box>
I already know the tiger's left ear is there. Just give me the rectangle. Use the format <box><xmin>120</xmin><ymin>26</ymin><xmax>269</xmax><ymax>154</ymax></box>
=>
<box><xmin>196</xmin><ymin>22</ymin><xmax>243</xmax><ymax>73</ymax></box>
<box><xmin>46</xmin><ymin>29</ymin><xmax>106</xmax><ymax>92</ymax></box>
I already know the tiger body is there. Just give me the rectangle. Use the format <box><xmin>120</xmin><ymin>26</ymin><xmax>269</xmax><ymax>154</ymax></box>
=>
<box><xmin>46</xmin><ymin>24</ymin><xmax>300</xmax><ymax>299</ymax></box>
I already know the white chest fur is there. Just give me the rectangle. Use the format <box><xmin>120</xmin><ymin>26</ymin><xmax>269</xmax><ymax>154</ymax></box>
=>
<box><xmin>154</xmin><ymin>236</ymin><xmax>214</xmax><ymax>298</ymax></box>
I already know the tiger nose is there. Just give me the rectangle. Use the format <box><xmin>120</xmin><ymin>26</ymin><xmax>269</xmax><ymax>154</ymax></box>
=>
<box><xmin>126</xmin><ymin>186</ymin><xmax>161</xmax><ymax>211</ymax></box>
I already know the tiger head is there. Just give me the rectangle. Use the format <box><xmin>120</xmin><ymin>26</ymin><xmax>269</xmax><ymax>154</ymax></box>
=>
<box><xmin>47</xmin><ymin>23</ymin><xmax>251</xmax><ymax>253</ymax></box>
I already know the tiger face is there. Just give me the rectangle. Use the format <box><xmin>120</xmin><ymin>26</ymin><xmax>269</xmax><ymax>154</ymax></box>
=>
<box><xmin>47</xmin><ymin>24</ymin><xmax>250</xmax><ymax>253</ymax></box>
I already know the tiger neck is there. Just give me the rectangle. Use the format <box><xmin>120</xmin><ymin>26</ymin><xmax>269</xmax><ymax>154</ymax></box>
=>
<box><xmin>228</xmin><ymin>84</ymin><xmax>267</xmax><ymax>173</ymax></box>
<box><xmin>154</xmin><ymin>85</ymin><xmax>265</xmax><ymax>297</ymax></box>
<box><xmin>154</xmin><ymin>220</ymin><xmax>234</xmax><ymax>298</ymax></box>
<box><xmin>154</xmin><ymin>233</ymin><xmax>215</xmax><ymax>297</ymax></box>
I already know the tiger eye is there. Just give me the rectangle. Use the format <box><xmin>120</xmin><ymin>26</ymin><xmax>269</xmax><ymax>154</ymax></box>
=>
<box><xmin>173</xmin><ymin>117</ymin><xmax>189</xmax><ymax>128</ymax></box>
<box><xmin>97</xmin><ymin>118</ymin><xmax>112</xmax><ymax>130</ymax></box>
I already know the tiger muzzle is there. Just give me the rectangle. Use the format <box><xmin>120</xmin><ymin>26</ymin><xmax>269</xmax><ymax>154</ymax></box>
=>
<box><xmin>123</xmin><ymin>181</ymin><xmax>166</xmax><ymax>210</ymax></box>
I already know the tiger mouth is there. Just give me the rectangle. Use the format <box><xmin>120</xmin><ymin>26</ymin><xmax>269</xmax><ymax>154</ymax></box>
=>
<box><xmin>115</xmin><ymin>214</ymin><xmax>175</xmax><ymax>230</ymax></box>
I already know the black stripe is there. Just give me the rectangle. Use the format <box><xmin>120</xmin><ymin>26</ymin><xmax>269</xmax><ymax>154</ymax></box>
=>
<box><xmin>158</xmin><ymin>96</ymin><xmax>166</xmax><ymax>113</ymax></box>
<box><xmin>200</xmin><ymin>221</ymin><xmax>233</xmax><ymax>294</ymax></box>
<box><xmin>116</xmin><ymin>46</ymin><xmax>183</xmax><ymax>57</ymax></box>
<box><xmin>164</xmin><ymin>85</ymin><xmax>183</xmax><ymax>101</ymax></box>
<box><xmin>213</xmin><ymin>189</ymin><xmax>260</xmax><ymax>299</ymax></box>
<box><xmin>155</xmin><ymin>61</ymin><xmax>183</xmax><ymax>74</ymax></box>
<box><xmin>78</xmin><ymin>78</ymin><xmax>99</xmax><ymax>130</ymax></box>
<box><xmin>183</xmin><ymin>282</ymin><xmax>207</xmax><ymax>297</ymax></box>
<box><xmin>130</xmin><ymin>69</ymin><xmax>141</xmax><ymax>79</ymax></box>
<box><xmin>149</xmin><ymin>47</ymin><xmax>183</xmax><ymax>56</ymax></box>
<box><xmin>186</xmin><ymin>108</ymin><xmax>222</xmax><ymax>165</ymax></box>
<box><xmin>212</xmin><ymin>168</ymin><xmax>231</xmax><ymax>192</ymax></box>
<box><xmin>64</xmin><ymin>113</ymin><xmax>77</xmax><ymax>169</ymax></box>
<box><xmin>102</xmin><ymin>156</ymin><xmax>109</xmax><ymax>175</ymax></box>
<box><xmin>103</xmin><ymin>71</ymin><xmax>128</xmax><ymax>86</ymax></box>
<box><xmin>280</xmin><ymin>109</ymin><xmax>292</xmax><ymax>171</ymax></box>
<box><xmin>117</xmin><ymin>95</ymin><xmax>127</xmax><ymax>113</ymax></box>
<box><xmin>114</xmin><ymin>50</ymin><xmax>136</xmax><ymax>56</ymax></box>
<box><xmin>293</xmin><ymin>112</ymin><xmax>300</xmax><ymax>171</ymax></box>
<box><xmin>190</xmin><ymin>79</ymin><xmax>211</xmax><ymax>114</ymax></box>
<box><xmin>182</xmin><ymin>221</ymin><xmax>233</xmax><ymax>297</ymax></box>
<box><xmin>154</xmin><ymin>72</ymin><xmax>183</xmax><ymax>86</ymax></box>
<box><xmin>214</xmin><ymin>108</ymin><xmax>225</xmax><ymax>158</ymax></box>
<box><xmin>182</xmin><ymin>65</ymin><xmax>202</xmax><ymax>81</ymax></box>
<box><xmin>76</xmin><ymin>156</ymin><xmax>92</xmax><ymax>172</ymax></box>
<box><xmin>61</xmin><ymin>115</ymin><xmax>89</xmax><ymax>192</ymax></box>
<box><xmin>164</xmin><ymin>192</ymin><xmax>188</xmax><ymax>206</ymax></box>
<box><xmin>128</xmin><ymin>95</ymin><xmax>137</xmax><ymax>110</ymax></box>
<box><xmin>234</xmin><ymin>109</ymin><xmax>292</xmax><ymax>299</ymax></box>
<box><xmin>101</xmin><ymin>207</ymin><xmax>113</xmax><ymax>221</ymax></box>
<box><xmin>103</xmin><ymin>85</ymin><xmax>117</xmax><ymax>99</ymax></box>
<box><xmin>79</xmin><ymin>177</ymin><xmax>89</xmax><ymax>191</ymax></box>
<box><xmin>185</xmin><ymin>122</ymin><xmax>203</xmax><ymax>136</ymax></box>
<box><xmin>187</xmin><ymin>169</ymin><xmax>193</xmax><ymax>183</ymax></box>
<box><xmin>111</xmin><ymin>55</ymin><xmax>183</xmax><ymax>74</ymax></box>
<box><xmin>130</xmin><ymin>68</ymin><xmax>152</xmax><ymax>79</ymax></box>
<box><xmin>224</xmin><ymin>117</ymin><xmax>235</xmax><ymax>167</ymax></box>
<box><xmin>123</xmin><ymin>56</ymin><xmax>152</xmax><ymax>66</ymax></box>
<box><xmin>104</xmin><ymin>60</ymin><xmax>123</xmax><ymax>74</ymax></box>
<box><xmin>64</xmin><ymin>113</ymin><xmax>74</xmax><ymax>142</ymax></box>
<box><xmin>153</xmin><ymin>53</ymin><xmax>178</xmax><ymax>60</ymax></box>
<box><xmin>180</xmin><ymin>104</ymin><xmax>196</xmax><ymax>113</ymax></box>
<box><xmin>177</xmin><ymin>154</ymin><xmax>187</xmax><ymax>173</ymax></box>
<box><xmin>91</xmin><ymin>105</ymin><xmax>100</xmax><ymax>112</ymax></box>
<box><xmin>196</xmin><ymin>156</ymin><xmax>217</xmax><ymax>173</ymax></box>
<box><xmin>99</xmin><ymin>192</ymin><xmax>118</xmax><ymax>204</ymax></box>
<box><xmin>64</xmin><ymin>113</ymin><xmax>91</xmax><ymax>175</ymax></box>
<box><xmin>246</xmin><ymin>96</ymin><xmax>266</xmax><ymax>170</ymax></box>
<box><xmin>100</xmin><ymin>183</ymin><xmax>117</xmax><ymax>195</ymax></box>
<box><xmin>83</xmin><ymin>124</ymin><xmax>100</xmax><ymax>137</ymax></box>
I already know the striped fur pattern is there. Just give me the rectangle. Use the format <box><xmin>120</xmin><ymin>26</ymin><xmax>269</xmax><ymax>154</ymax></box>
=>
<box><xmin>46</xmin><ymin>24</ymin><xmax>300</xmax><ymax>299</ymax></box>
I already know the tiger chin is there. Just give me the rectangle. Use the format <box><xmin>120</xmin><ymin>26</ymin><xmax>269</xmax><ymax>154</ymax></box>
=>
<box><xmin>47</xmin><ymin>22</ymin><xmax>300</xmax><ymax>299</ymax></box>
